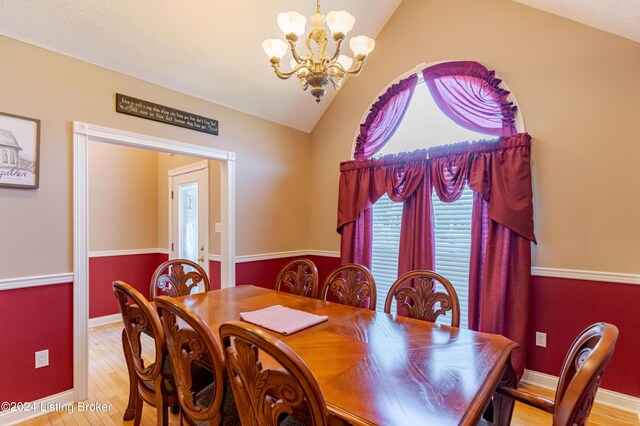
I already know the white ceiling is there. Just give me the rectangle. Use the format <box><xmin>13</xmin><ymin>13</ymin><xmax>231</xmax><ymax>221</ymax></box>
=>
<box><xmin>0</xmin><ymin>1</ymin><xmax>637</xmax><ymax>133</ymax></box>
<box><xmin>513</xmin><ymin>0</ymin><xmax>640</xmax><ymax>43</ymax></box>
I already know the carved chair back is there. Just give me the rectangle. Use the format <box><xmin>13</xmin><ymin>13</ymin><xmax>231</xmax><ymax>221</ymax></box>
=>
<box><xmin>155</xmin><ymin>296</ymin><xmax>236</xmax><ymax>425</ymax></box>
<box><xmin>384</xmin><ymin>270</ymin><xmax>461</xmax><ymax>328</ymax></box>
<box><xmin>320</xmin><ymin>263</ymin><xmax>377</xmax><ymax>310</ymax></box>
<box><xmin>274</xmin><ymin>258</ymin><xmax>319</xmax><ymax>299</ymax></box>
<box><xmin>150</xmin><ymin>259</ymin><xmax>210</xmax><ymax>298</ymax></box>
<box><xmin>220</xmin><ymin>321</ymin><xmax>329</xmax><ymax>426</ymax></box>
<box><xmin>112</xmin><ymin>280</ymin><xmax>175</xmax><ymax>425</ymax></box>
<box><xmin>553</xmin><ymin>322</ymin><xmax>618</xmax><ymax>425</ymax></box>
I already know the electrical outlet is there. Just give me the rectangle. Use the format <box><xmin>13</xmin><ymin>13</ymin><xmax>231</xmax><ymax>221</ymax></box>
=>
<box><xmin>535</xmin><ymin>332</ymin><xmax>547</xmax><ymax>348</ymax></box>
<box><xmin>35</xmin><ymin>349</ymin><xmax>49</xmax><ymax>368</ymax></box>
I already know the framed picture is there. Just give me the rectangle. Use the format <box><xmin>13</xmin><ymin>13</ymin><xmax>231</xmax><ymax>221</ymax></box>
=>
<box><xmin>0</xmin><ymin>112</ymin><xmax>40</xmax><ymax>189</ymax></box>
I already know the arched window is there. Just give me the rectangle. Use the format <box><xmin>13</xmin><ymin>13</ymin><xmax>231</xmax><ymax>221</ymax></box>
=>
<box><xmin>370</xmin><ymin>79</ymin><xmax>494</xmax><ymax>326</ymax></box>
<box><xmin>338</xmin><ymin>61</ymin><xmax>534</xmax><ymax>375</ymax></box>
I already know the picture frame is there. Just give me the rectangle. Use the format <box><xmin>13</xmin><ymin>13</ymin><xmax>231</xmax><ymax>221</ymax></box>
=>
<box><xmin>0</xmin><ymin>112</ymin><xmax>40</xmax><ymax>189</ymax></box>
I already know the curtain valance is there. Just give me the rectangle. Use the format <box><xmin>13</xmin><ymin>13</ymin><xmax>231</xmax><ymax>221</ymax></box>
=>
<box><xmin>338</xmin><ymin>132</ymin><xmax>535</xmax><ymax>243</ymax></box>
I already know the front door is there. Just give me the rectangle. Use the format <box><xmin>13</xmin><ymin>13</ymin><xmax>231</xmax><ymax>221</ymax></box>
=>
<box><xmin>169</xmin><ymin>162</ymin><xmax>209</xmax><ymax>283</ymax></box>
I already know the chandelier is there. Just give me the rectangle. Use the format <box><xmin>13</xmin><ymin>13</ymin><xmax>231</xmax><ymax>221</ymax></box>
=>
<box><xmin>262</xmin><ymin>0</ymin><xmax>375</xmax><ymax>103</ymax></box>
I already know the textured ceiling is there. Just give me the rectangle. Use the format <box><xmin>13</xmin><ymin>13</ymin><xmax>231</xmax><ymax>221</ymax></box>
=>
<box><xmin>513</xmin><ymin>0</ymin><xmax>640</xmax><ymax>42</ymax></box>
<box><xmin>0</xmin><ymin>1</ymin><xmax>637</xmax><ymax>133</ymax></box>
<box><xmin>0</xmin><ymin>0</ymin><xmax>402</xmax><ymax>133</ymax></box>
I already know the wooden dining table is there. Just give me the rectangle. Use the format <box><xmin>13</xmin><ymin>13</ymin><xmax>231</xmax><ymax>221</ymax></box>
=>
<box><xmin>178</xmin><ymin>285</ymin><xmax>519</xmax><ymax>426</ymax></box>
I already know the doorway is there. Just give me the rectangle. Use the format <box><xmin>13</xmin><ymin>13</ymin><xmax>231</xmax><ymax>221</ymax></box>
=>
<box><xmin>72</xmin><ymin>121</ymin><xmax>236</xmax><ymax>402</ymax></box>
<box><xmin>169</xmin><ymin>161</ymin><xmax>209</xmax><ymax>280</ymax></box>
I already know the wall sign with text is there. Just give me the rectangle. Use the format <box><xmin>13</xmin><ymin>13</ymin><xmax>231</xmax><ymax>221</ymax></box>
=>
<box><xmin>116</xmin><ymin>93</ymin><xmax>218</xmax><ymax>136</ymax></box>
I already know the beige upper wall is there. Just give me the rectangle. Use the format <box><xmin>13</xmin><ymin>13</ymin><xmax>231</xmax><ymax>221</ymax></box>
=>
<box><xmin>0</xmin><ymin>35</ymin><xmax>311</xmax><ymax>279</ymax></box>
<box><xmin>88</xmin><ymin>146</ymin><xmax>222</xmax><ymax>254</ymax></box>
<box><xmin>88</xmin><ymin>143</ymin><xmax>159</xmax><ymax>251</ymax></box>
<box><xmin>309</xmin><ymin>0</ymin><xmax>640</xmax><ymax>274</ymax></box>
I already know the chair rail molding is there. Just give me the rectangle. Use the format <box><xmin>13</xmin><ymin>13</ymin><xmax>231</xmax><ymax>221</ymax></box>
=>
<box><xmin>88</xmin><ymin>248</ymin><xmax>168</xmax><ymax>258</ymax></box>
<box><xmin>531</xmin><ymin>267</ymin><xmax>640</xmax><ymax>285</ymax></box>
<box><xmin>0</xmin><ymin>273</ymin><xmax>73</xmax><ymax>291</ymax></box>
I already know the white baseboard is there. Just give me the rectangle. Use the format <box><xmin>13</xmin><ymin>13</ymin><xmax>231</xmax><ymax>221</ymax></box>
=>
<box><xmin>88</xmin><ymin>314</ymin><xmax>122</xmax><ymax>327</ymax></box>
<box><xmin>522</xmin><ymin>369</ymin><xmax>640</xmax><ymax>416</ymax></box>
<box><xmin>0</xmin><ymin>389</ymin><xmax>75</xmax><ymax>425</ymax></box>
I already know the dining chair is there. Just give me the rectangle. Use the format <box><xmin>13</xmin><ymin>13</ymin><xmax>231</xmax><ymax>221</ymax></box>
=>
<box><xmin>492</xmin><ymin>322</ymin><xmax>618</xmax><ymax>426</ymax></box>
<box><xmin>320</xmin><ymin>263</ymin><xmax>377</xmax><ymax>310</ymax></box>
<box><xmin>274</xmin><ymin>258</ymin><xmax>319</xmax><ymax>299</ymax></box>
<box><xmin>150</xmin><ymin>258</ymin><xmax>210</xmax><ymax>298</ymax></box>
<box><xmin>384</xmin><ymin>270</ymin><xmax>461</xmax><ymax>328</ymax></box>
<box><xmin>155</xmin><ymin>296</ymin><xmax>240</xmax><ymax>426</ymax></box>
<box><xmin>113</xmin><ymin>280</ymin><xmax>178</xmax><ymax>426</ymax></box>
<box><xmin>220</xmin><ymin>321</ymin><xmax>330</xmax><ymax>426</ymax></box>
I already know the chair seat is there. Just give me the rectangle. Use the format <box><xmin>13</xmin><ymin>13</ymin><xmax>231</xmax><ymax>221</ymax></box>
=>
<box><xmin>280</xmin><ymin>415</ymin><xmax>308</xmax><ymax>426</ymax></box>
<box><xmin>141</xmin><ymin>359</ymin><xmax>214</xmax><ymax>395</ymax></box>
<box><xmin>194</xmin><ymin>382</ymin><xmax>241</xmax><ymax>426</ymax></box>
<box><xmin>142</xmin><ymin>358</ymin><xmax>177</xmax><ymax>393</ymax></box>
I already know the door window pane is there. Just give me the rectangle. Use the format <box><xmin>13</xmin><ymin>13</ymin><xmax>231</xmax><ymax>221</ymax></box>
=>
<box><xmin>179</xmin><ymin>181</ymin><xmax>198</xmax><ymax>264</ymax></box>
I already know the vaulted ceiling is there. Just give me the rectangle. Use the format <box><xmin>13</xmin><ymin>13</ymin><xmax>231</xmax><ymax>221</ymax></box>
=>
<box><xmin>0</xmin><ymin>0</ymin><xmax>637</xmax><ymax>133</ymax></box>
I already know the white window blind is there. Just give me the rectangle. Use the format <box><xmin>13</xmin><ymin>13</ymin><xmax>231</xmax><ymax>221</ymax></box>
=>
<box><xmin>371</xmin><ymin>188</ymin><xmax>473</xmax><ymax>329</ymax></box>
<box><xmin>432</xmin><ymin>187</ymin><xmax>472</xmax><ymax>329</ymax></box>
<box><xmin>371</xmin><ymin>194</ymin><xmax>403</xmax><ymax>312</ymax></box>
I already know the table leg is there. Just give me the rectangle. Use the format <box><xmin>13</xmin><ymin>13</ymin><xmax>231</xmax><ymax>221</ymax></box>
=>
<box><xmin>122</xmin><ymin>329</ymin><xmax>138</xmax><ymax>420</ymax></box>
<box><xmin>492</xmin><ymin>357</ymin><xmax>517</xmax><ymax>426</ymax></box>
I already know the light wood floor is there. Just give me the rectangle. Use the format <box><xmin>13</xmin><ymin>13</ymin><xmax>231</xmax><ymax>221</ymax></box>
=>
<box><xmin>19</xmin><ymin>322</ymin><xmax>639</xmax><ymax>426</ymax></box>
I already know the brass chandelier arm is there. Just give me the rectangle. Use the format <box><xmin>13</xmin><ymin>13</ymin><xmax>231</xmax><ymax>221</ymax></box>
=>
<box><xmin>345</xmin><ymin>59</ymin><xmax>365</xmax><ymax>76</ymax></box>
<box><xmin>270</xmin><ymin>62</ymin><xmax>298</xmax><ymax>80</ymax></box>
<box><xmin>330</xmin><ymin>59</ymin><xmax>365</xmax><ymax>76</ymax></box>
<box><xmin>329</xmin><ymin>37</ymin><xmax>345</xmax><ymax>63</ymax></box>
<box><xmin>287</xmin><ymin>39</ymin><xmax>305</xmax><ymax>64</ymax></box>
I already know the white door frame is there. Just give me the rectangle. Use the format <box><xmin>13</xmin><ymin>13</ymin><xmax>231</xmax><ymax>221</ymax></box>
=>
<box><xmin>72</xmin><ymin>121</ymin><xmax>236</xmax><ymax>402</ymax></box>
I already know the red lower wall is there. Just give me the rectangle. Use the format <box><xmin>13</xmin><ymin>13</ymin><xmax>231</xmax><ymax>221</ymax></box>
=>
<box><xmin>527</xmin><ymin>276</ymin><xmax>640</xmax><ymax>397</ymax></box>
<box><xmin>89</xmin><ymin>253</ymin><xmax>167</xmax><ymax>318</ymax></box>
<box><xmin>234</xmin><ymin>255</ymin><xmax>341</xmax><ymax>290</ymax></box>
<box><xmin>0</xmin><ymin>256</ymin><xmax>636</xmax><ymax>414</ymax></box>
<box><xmin>209</xmin><ymin>259</ymin><xmax>221</xmax><ymax>290</ymax></box>
<box><xmin>0</xmin><ymin>283</ymin><xmax>74</xmax><ymax>405</ymax></box>
<box><xmin>235</xmin><ymin>255</ymin><xmax>640</xmax><ymax>398</ymax></box>
<box><xmin>90</xmin><ymin>254</ymin><xmax>228</xmax><ymax>319</ymax></box>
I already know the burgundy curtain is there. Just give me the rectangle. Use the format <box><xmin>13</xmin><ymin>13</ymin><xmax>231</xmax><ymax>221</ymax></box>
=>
<box><xmin>422</xmin><ymin>61</ymin><xmax>517</xmax><ymax>136</ymax></box>
<box><xmin>339</xmin><ymin>61</ymin><xmax>533</xmax><ymax>378</ymax></box>
<box><xmin>339</xmin><ymin>135</ymin><xmax>534</xmax><ymax>377</ymax></box>
<box><xmin>429</xmin><ymin>134</ymin><xmax>534</xmax><ymax>377</ymax></box>
<box><xmin>354</xmin><ymin>74</ymin><xmax>418</xmax><ymax>160</ymax></box>
<box><xmin>337</xmin><ymin>152</ymin><xmax>434</xmax><ymax>272</ymax></box>
<box><xmin>468</xmin><ymin>193</ymin><xmax>531</xmax><ymax>377</ymax></box>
